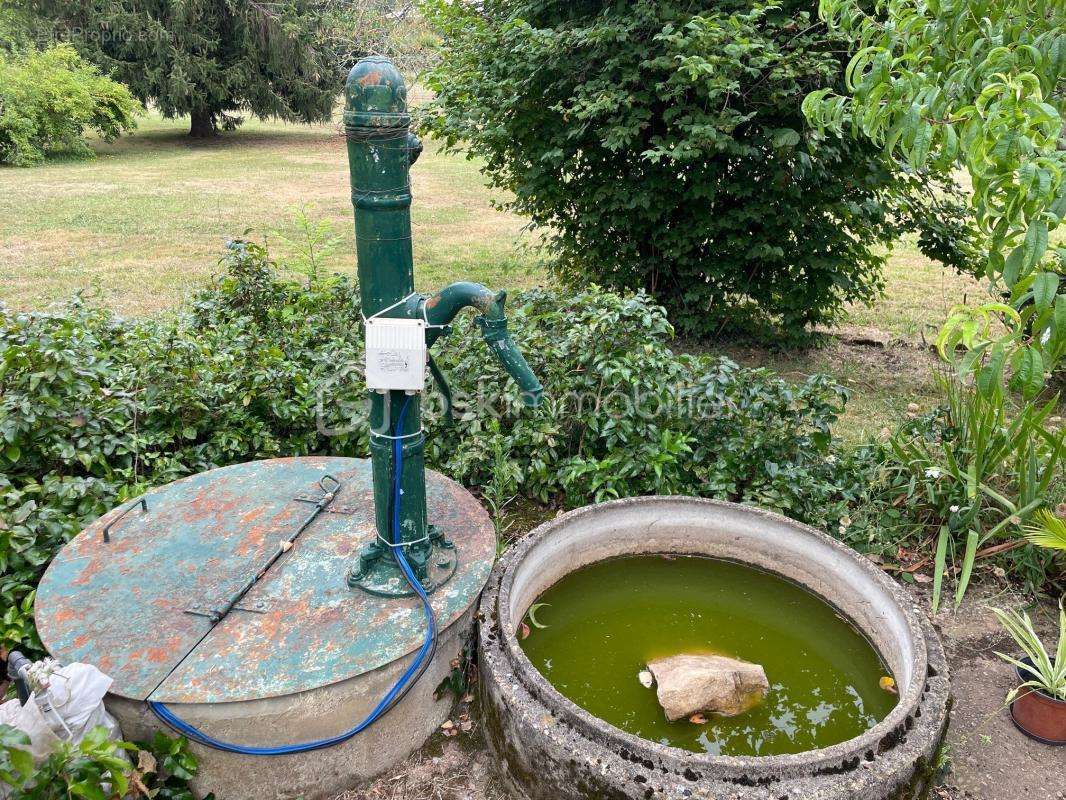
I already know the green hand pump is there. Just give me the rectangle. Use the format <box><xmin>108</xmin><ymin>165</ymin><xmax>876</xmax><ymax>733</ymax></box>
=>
<box><xmin>344</xmin><ymin>56</ymin><xmax>543</xmax><ymax>595</ymax></box>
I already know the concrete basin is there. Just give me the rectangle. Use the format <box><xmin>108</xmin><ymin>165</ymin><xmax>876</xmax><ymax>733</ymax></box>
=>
<box><xmin>478</xmin><ymin>497</ymin><xmax>950</xmax><ymax>800</ymax></box>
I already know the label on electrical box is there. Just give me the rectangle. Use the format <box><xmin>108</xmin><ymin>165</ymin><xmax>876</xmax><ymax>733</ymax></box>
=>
<box><xmin>364</xmin><ymin>317</ymin><xmax>427</xmax><ymax>391</ymax></box>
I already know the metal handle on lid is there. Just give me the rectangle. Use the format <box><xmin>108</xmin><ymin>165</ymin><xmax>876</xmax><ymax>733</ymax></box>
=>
<box><xmin>102</xmin><ymin>497</ymin><xmax>147</xmax><ymax>543</ymax></box>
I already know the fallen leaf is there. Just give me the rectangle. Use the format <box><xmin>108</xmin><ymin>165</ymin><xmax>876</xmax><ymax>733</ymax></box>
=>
<box><xmin>519</xmin><ymin>622</ymin><xmax>531</xmax><ymax>640</ymax></box>
<box><xmin>879</xmin><ymin>676</ymin><xmax>898</xmax><ymax>695</ymax></box>
<box><xmin>440</xmin><ymin>720</ymin><xmax>455</xmax><ymax>730</ymax></box>
<box><xmin>913</xmin><ymin>573</ymin><xmax>932</xmax><ymax>584</ymax></box>
<box><xmin>136</xmin><ymin>749</ymin><xmax>157</xmax><ymax>774</ymax></box>
<box><xmin>527</xmin><ymin>602</ymin><xmax>550</xmax><ymax>629</ymax></box>
<box><xmin>461</xmin><ymin>693</ymin><xmax>474</xmax><ymax>704</ymax></box>
<box><xmin>459</xmin><ymin>720</ymin><xmax>473</xmax><ymax>732</ymax></box>
<box><xmin>131</xmin><ymin>775</ymin><xmax>152</xmax><ymax>797</ymax></box>
<box><xmin>689</xmin><ymin>714</ymin><xmax>707</xmax><ymax>725</ymax></box>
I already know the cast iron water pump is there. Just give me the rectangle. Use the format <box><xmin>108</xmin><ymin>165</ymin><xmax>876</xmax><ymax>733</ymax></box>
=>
<box><xmin>344</xmin><ymin>57</ymin><xmax>543</xmax><ymax>595</ymax></box>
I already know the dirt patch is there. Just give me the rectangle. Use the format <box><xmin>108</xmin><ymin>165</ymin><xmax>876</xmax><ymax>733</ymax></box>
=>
<box><xmin>337</xmin><ymin>739</ymin><xmax>507</xmax><ymax>800</ymax></box>
<box><xmin>921</xmin><ymin>582</ymin><xmax>1065</xmax><ymax>800</ymax></box>
<box><xmin>703</xmin><ymin>330</ymin><xmax>939</xmax><ymax>381</ymax></box>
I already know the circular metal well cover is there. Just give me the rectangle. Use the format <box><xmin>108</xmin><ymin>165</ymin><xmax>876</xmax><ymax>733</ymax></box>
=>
<box><xmin>35</xmin><ymin>457</ymin><xmax>494</xmax><ymax>704</ymax></box>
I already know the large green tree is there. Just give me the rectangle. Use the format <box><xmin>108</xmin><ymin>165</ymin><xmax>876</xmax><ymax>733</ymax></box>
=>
<box><xmin>32</xmin><ymin>0</ymin><xmax>339</xmax><ymax>136</ymax></box>
<box><xmin>422</xmin><ymin>0</ymin><xmax>977</xmax><ymax>340</ymax></box>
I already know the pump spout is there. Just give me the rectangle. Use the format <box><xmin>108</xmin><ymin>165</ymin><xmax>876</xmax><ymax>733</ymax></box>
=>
<box><xmin>423</xmin><ymin>281</ymin><xmax>544</xmax><ymax>407</ymax></box>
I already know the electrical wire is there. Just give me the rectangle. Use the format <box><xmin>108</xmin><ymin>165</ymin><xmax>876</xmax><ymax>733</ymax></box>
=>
<box><xmin>149</xmin><ymin>396</ymin><xmax>438</xmax><ymax>754</ymax></box>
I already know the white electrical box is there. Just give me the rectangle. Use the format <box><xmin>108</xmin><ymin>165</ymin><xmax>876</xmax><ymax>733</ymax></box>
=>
<box><xmin>364</xmin><ymin>317</ymin><xmax>427</xmax><ymax>391</ymax></box>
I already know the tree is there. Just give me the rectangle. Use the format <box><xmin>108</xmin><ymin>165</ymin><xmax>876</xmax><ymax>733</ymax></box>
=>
<box><xmin>0</xmin><ymin>44</ymin><xmax>138</xmax><ymax>165</ymax></box>
<box><xmin>317</xmin><ymin>1</ymin><xmax>437</xmax><ymax>75</ymax></box>
<box><xmin>421</xmin><ymin>0</ymin><xmax>977</xmax><ymax>341</ymax></box>
<box><xmin>804</xmin><ymin>0</ymin><xmax>1064</xmax><ymax>395</ymax></box>
<box><xmin>31</xmin><ymin>0</ymin><xmax>339</xmax><ymax>137</ymax></box>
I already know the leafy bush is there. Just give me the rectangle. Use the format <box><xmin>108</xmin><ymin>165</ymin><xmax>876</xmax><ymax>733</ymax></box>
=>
<box><xmin>427</xmin><ymin>287</ymin><xmax>859</xmax><ymax>531</ymax></box>
<box><xmin>874</xmin><ymin>378</ymin><xmax>1064</xmax><ymax>605</ymax></box>
<box><xmin>1</xmin><ymin>240</ymin><xmax>869</xmax><ymax>654</ymax></box>
<box><xmin>0</xmin><ymin>4</ymin><xmax>36</xmax><ymax>52</ymax></box>
<box><xmin>0</xmin><ymin>726</ymin><xmax>197</xmax><ymax>800</ymax></box>
<box><xmin>807</xmin><ymin>0</ymin><xmax>1065</xmax><ymax>393</ymax></box>
<box><xmin>0</xmin><ymin>44</ymin><xmax>138</xmax><ymax>166</ymax></box>
<box><xmin>421</xmin><ymin>0</ymin><xmax>977</xmax><ymax>340</ymax></box>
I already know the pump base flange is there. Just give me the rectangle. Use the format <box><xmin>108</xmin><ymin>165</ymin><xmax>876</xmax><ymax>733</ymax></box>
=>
<box><xmin>348</xmin><ymin>529</ymin><xmax>459</xmax><ymax>598</ymax></box>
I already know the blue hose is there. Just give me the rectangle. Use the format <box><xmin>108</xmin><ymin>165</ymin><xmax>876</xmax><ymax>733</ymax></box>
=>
<box><xmin>150</xmin><ymin>397</ymin><xmax>437</xmax><ymax>755</ymax></box>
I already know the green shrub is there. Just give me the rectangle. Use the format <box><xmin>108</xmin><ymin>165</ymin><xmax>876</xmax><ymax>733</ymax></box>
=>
<box><xmin>421</xmin><ymin>0</ymin><xmax>977</xmax><ymax>341</ymax></box>
<box><xmin>426</xmin><ymin>287</ymin><xmax>858</xmax><ymax>530</ymax></box>
<box><xmin>1</xmin><ymin>240</ymin><xmax>869</xmax><ymax>654</ymax></box>
<box><xmin>0</xmin><ymin>726</ymin><xmax>197</xmax><ymax>800</ymax></box>
<box><xmin>875</xmin><ymin>377</ymin><xmax>1064</xmax><ymax>605</ymax></box>
<box><xmin>0</xmin><ymin>4</ymin><xmax>34</xmax><ymax>52</ymax></box>
<box><xmin>0</xmin><ymin>44</ymin><xmax>138</xmax><ymax>166</ymax></box>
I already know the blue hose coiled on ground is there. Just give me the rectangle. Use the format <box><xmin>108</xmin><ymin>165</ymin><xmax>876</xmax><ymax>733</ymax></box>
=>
<box><xmin>150</xmin><ymin>397</ymin><xmax>437</xmax><ymax>754</ymax></box>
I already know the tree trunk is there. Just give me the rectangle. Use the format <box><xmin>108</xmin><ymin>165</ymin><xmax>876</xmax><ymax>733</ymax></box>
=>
<box><xmin>189</xmin><ymin>108</ymin><xmax>217</xmax><ymax>138</ymax></box>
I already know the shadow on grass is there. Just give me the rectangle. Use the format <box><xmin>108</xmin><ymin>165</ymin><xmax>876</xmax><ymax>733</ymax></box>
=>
<box><xmin>90</xmin><ymin>118</ymin><xmax>342</xmax><ymax>160</ymax></box>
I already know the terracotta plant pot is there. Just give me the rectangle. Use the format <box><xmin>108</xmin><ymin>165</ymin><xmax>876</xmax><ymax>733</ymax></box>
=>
<box><xmin>1010</xmin><ymin>658</ymin><xmax>1066</xmax><ymax>745</ymax></box>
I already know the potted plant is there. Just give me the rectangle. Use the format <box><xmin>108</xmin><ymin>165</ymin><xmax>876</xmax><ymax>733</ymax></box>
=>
<box><xmin>991</xmin><ymin>599</ymin><xmax>1065</xmax><ymax>745</ymax></box>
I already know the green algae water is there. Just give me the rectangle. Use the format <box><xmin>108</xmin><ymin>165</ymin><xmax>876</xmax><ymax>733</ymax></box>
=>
<box><xmin>519</xmin><ymin>555</ymin><xmax>897</xmax><ymax>756</ymax></box>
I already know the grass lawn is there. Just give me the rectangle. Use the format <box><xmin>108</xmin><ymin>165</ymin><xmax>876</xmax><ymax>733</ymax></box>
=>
<box><xmin>0</xmin><ymin>113</ymin><xmax>542</xmax><ymax>316</ymax></box>
<box><xmin>1</xmin><ymin>113</ymin><xmax>989</xmax><ymax>441</ymax></box>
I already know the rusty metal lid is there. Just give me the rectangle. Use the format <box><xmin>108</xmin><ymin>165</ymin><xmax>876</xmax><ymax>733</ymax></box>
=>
<box><xmin>34</xmin><ymin>457</ymin><xmax>494</xmax><ymax>704</ymax></box>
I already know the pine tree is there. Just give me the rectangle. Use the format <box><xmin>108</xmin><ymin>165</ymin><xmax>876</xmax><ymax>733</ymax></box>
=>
<box><xmin>32</xmin><ymin>0</ymin><xmax>339</xmax><ymax>137</ymax></box>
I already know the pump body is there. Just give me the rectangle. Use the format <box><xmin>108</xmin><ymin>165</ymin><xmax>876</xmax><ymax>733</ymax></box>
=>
<box><xmin>344</xmin><ymin>57</ymin><xmax>542</xmax><ymax>594</ymax></box>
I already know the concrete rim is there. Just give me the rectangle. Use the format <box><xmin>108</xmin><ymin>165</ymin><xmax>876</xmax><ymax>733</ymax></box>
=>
<box><xmin>483</xmin><ymin>496</ymin><xmax>943</xmax><ymax>781</ymax></box>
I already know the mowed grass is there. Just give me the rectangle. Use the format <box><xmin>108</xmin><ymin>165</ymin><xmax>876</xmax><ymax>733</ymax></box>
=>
<box><xmin>0</xmin><ymin>113</ymin><xmax>541</xmax><ymax>315</ymax></box>
<box><xmin>1</xmin><ymin>113</ymin><xmax>994</xmax><ymax>440</ymax></box>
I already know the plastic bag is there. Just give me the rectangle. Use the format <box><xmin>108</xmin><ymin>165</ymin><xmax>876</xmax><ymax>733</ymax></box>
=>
<box><xmin>0</xmin><ymin>695</ymin><xmax>62</xmax><ymax>760</ymax></box>
<box><xmin>0</xmin><ymin>662</ymin><xmax>123</xmax><ymax>770</ymax></box>
<box><xmin>42</xmin><ymin>662</ymin><xmax>121</xmax><ymax>742</ymax></box>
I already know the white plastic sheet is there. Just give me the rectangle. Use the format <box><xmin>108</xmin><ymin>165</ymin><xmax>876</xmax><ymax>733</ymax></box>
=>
<box><xmin>0</xmin><ymin>696</ymin><xmax>61</xmax><ymax>761</ymax></box>
<box><xmin>41</xmin><ymin>662</ymin><xmax>121</xmax><ymax>742</ymax></box>
<box><xmin>0</xmin><ymin>661</ymin><xmax>123</xmax><ymax>790</ymax></box>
